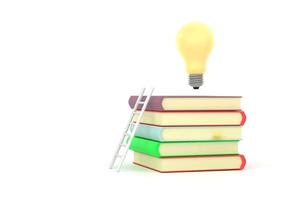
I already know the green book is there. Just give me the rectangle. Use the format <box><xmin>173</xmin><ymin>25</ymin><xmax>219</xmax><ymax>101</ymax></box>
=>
<box><xmin>129</xmin><ymin>137</ymin><xmax>239</xmax><ymax>158</ymax></box>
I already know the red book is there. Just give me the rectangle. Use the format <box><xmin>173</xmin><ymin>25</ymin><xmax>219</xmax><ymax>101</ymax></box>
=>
<box><xmin>133</xmin><ymin>152</ymin><xmax>246</xmax><ymax>173</ymax></box>
<box><xmin>133</xmin><ymin>110</ymin><xmax>246</xmax><ymax>126</ymax></box>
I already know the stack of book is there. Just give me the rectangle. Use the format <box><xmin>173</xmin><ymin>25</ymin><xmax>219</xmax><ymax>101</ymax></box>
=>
<box><xmin>129</xmin><ymin>96</ymin><xmax>246</xmax><ymax>173</ymax></box>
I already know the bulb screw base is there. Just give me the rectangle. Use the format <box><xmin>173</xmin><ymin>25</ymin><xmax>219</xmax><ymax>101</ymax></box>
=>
<box><xmin>189</xmin><ymin>74</ymin><xmax>203</xmax><ymax>89</ymax></box>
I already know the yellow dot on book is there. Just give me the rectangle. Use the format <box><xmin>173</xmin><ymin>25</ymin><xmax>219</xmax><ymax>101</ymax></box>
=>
<box><xmin>213</xmin><ymin>133</ymin><xmax>223</xmax><ymax>139</ymax></box>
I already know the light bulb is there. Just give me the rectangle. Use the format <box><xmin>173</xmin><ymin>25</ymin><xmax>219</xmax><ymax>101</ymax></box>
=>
<box><xmin>176</xmin><ymin>22</ymin><xmax>214</xmax><ymax>89</ymax></box>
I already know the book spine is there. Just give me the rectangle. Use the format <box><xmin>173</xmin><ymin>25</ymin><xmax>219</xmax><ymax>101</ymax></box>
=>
<box><xmin>135</xmin><ymin>124</ymin><xmax>164</xmax><ymax>141</ymax></box>
<box><xmin>240</xmin><ymin>155</ymin><xmax>246</xmax><ymax>169</ymax></box>
<box><xmin>129</xmin><ymin>137</ymin><xmax>161</xmax><ymax>157</ymax></box>
<box><xmin>128</xmin><ymin>96</ymin><xmax>164</xmax><ymax>111</ymax></box>
<box><xmin>240</xmin><ymin>111</ymin><xmax>247</xmax><ymax>125</ymax></box>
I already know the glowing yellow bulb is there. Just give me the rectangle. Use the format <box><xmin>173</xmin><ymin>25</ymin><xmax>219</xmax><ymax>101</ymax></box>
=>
<box><xmin>177</xmin><ymin>22</ymin><xmax>214</xmax><ymax>89</ymax></box>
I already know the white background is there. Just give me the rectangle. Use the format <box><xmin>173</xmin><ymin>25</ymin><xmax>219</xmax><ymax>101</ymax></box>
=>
<box><xmin>1</xmin><ymin>0</ymin><xmax>299</xmax><ymax>199</ymax></box>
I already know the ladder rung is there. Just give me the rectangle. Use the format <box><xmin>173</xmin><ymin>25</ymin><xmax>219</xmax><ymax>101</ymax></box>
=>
<box><xmin>120</xmin><ymin>144</ymin><xmax>127</xmax><ymax>147</ymax></box>
<box><xmin>115</xmin><ymin>154</ymin><xmax>122</xmax><ymax>158</ymax></box>
<box><xmin>133</xmin><ymin>111</ymin><xmax>140</xmax><ymax>114</ymax></box>
<box><xmin>138</xmin><ymin>102</ymin><xmax>144</xmax><ymax>104</ymax></box>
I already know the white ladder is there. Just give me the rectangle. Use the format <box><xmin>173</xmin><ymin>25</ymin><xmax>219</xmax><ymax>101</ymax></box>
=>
<box><xmin>109</xmin><ymin>88</ymin><xmax>154</xmax><ymax>171</ymax></box>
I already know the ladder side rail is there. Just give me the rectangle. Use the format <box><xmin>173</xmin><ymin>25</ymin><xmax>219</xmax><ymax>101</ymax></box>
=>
<box><xmin>109</xmin><ymin>88</ymin><xmax>145</xmax><ymax>169</ymax></box>
<box><xmin>116</xmin><ymin>88</ymin><xmax>154</xmax><ymax>171</ymax></box>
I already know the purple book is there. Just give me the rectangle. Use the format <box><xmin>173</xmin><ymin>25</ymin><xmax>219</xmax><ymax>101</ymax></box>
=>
<box><xmin>128</xmin><ymin>96</ymin><xmax>242</xmax><ymax>111</ymax></box>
